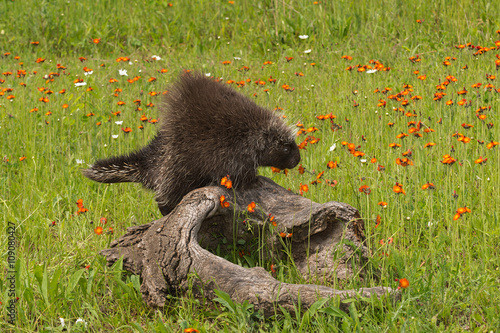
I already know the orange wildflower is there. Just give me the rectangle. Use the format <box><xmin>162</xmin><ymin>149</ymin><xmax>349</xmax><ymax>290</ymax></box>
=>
<box><xmin>424</xmin><ymin>142</ymin><xmax>435</xmax><ymax>148</ymax></box>
<box><xmin>474</xmin><ymin>157</ymin><xmax>487</xmax><ymax>165</ymax></box>
<box><xmin>247</xmin><ymin>202</ymin><xmax>256</xmax><ymax>213</ymax></box>
<box><xmin>76</xmin><ymin>199</ymin><xmax>88</xmax><ymax>214</ymax></box>
<box><xmin>396</xmin><ymin>157</ymin><xmax>413</xmax><ymax>166</ymax></box>
<box><xmin>219</xmin><ymin>195</ymin><xmax>230</xmax><ymax>208</ymax></box>
<box><xmin>327</xmin><ymin>161</ymin><xmax>338</xmax><ymax>169</ymax></box>
<box><xmin>441</xmin><ymin>154</ymin><xmax>457</xmax><ymax>165</ymax></box>
<box><xmin>457</xmin><ymin>136</ymin><xmax>470</xmax><ymax>144</ymax></box>
<box><xmin>184</xmin><ymin>329</ymin><xmax>199</xmax><ymax>333</ymax></box>
<box><xmin>398</xmin><ymin>278</ymin><xmax>409</xmax><ymax>289</ymax></box>
<box><xmin>421</xmin><ymin>182</ymin><xmax>435</xmax><ymax>190</ymax></box>
<box><xmin>352</xmin><ymin>151</ymin><xmax>365</xmax><ymax>157</ymax></box>
<box><xmin>486</xmin><ymin>141</ymin><xmax>499</xmax><ymax>149</ymax></box>
<box><xmin>316</xmin><ymin>113</ymin><xmax>335</xmax><ymax>120</ymax></box>
<box><xmin>299</xmin><ymin>183</ymin><xmax>309</xmax><ymax>195</ymax></box>
<box><xmin>359</xmin><ymin>185</ymin><xmax>371</xmax><ymax>195</ymax></box>
<box><xmin>453</xmin><ymin>206</ymin><xmax>471</xmax><ymax>220</ymax></box>
<box><xmin>393</xmin><ymin>183</ymin><xmax>405</xmax><ymax>194</ymax></box>
<box><xmin>220</xmin><ymin>175</ymin><xmax>233</xmax><ymax>189</ymax></box>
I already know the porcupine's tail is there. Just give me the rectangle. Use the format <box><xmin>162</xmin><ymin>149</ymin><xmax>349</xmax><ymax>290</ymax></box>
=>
<box><xmin>81</xmin><ymin>151</ymin><xmax>144</xmax><ymax>184</ymax></box>
<box><xmin>83</xmin><ymin>134</ymin><xmax>163</xmax><ymax>186</ymax></box>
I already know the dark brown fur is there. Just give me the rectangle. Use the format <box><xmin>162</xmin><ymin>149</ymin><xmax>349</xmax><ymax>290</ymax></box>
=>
<box><xmin>82</xmin><ymin>73</ymin><xmax>301</xmax><ymax>215</ymax></box>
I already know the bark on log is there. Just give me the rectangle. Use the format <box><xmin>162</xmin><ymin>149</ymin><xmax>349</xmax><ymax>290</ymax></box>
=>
<box><xmin>101</xmin><ymin>176</ymin><xmax>395</xmax><ymax>315</ymax></box>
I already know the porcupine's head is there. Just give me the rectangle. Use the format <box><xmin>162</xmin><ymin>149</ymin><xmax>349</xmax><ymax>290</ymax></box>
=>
<box><xmin>256</xmin><ymin>115</ymin><xmax>301</xmax><ymax>170</ymax></box>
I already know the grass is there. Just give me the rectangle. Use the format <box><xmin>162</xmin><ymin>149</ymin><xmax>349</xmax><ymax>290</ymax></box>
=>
<box><xmin>1</xmin><ymin>0</ymin><xmax>500</xmax><ymax>331</ymax></box>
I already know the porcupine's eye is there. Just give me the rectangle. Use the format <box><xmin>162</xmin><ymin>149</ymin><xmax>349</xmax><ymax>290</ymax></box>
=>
<box><xmin>282</xmin><ymin>144</ymin><xmax>291</xmax><ymax>154</ymax></box>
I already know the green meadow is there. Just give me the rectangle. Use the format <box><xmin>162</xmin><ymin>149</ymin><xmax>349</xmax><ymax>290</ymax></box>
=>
<box><xmin>1</xmin><ymin>0</ymin><xmax>500</xmax><ymax>331</ymax></box>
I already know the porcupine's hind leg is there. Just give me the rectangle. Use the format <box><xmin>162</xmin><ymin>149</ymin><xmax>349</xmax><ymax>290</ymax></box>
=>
<box><xmin>154</xmin><ymin>176</ymin><xmax>188</xmax><ymax>216</ymax></box>
<box><xmin>153</xmin><ymin>162</ymin><xmax>214</xmax><ymax>216</ymax></box>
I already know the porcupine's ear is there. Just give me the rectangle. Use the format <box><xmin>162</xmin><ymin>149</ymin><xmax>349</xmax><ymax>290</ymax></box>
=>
<box><xmin>259</xmin><ymin>126</ymin><xmax>282</xmax><ymax>151</ymax></box>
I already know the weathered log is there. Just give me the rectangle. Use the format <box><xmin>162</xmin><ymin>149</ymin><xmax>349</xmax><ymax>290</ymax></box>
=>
<box><xmin>101</xmin><ymin>176</ymin><xmax>395</xmax><ymax>315</ymax></box>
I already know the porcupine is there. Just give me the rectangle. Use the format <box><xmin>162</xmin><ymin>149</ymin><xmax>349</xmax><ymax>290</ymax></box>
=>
<box><xmin>82</xmin><ymin>73</ymin><xmax>301</xmax><ymax>216</ymax></box>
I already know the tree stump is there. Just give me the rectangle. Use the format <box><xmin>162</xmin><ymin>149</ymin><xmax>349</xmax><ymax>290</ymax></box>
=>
<box><xmin>101</xmin><ymin>176</ymin><xmax>395</xmax><ymax>315</ymax></box>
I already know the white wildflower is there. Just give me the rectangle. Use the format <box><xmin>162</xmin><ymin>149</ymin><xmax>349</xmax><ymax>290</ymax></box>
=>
<box><xmin>118</xmin><ymin>69</ymin><xmax>128</xmax><ymax>76</ymax></box>
<box><xmin>74</xmin><ymin>82</ymin><xmax>87</xmax><ymax>87</ymax></box>
<box><xmin>151</xmin><ymin>55</ymin><xmax>161</xmax><ymax>60</ymax></box>
<box><xmin>329</xmin><ymin>143</ymin><xmax>336</xmax><ymax>151</ymax></box>
<box><xmin>75</xmin><ymin>318</ymin><xmax>88</xmax><ymax>328</ymax></box>
<box><xmin>112</xmin><ymin>135</ymin><xmax>119</xmax><ymax>139</ymax></box>
<box><xmin>115</xmin><ymin>121</ymin><xmax>123</xmax><ymax>125</ymax></box>
<box><xmin>304</xmin><ymin>49</ymin><xmax>312</xmax><ymax>53</ymax></box>
<box><xmin>299</xmin><ymin>35</ymin><xmax>309</xmax><ymax>39</ymax></box>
